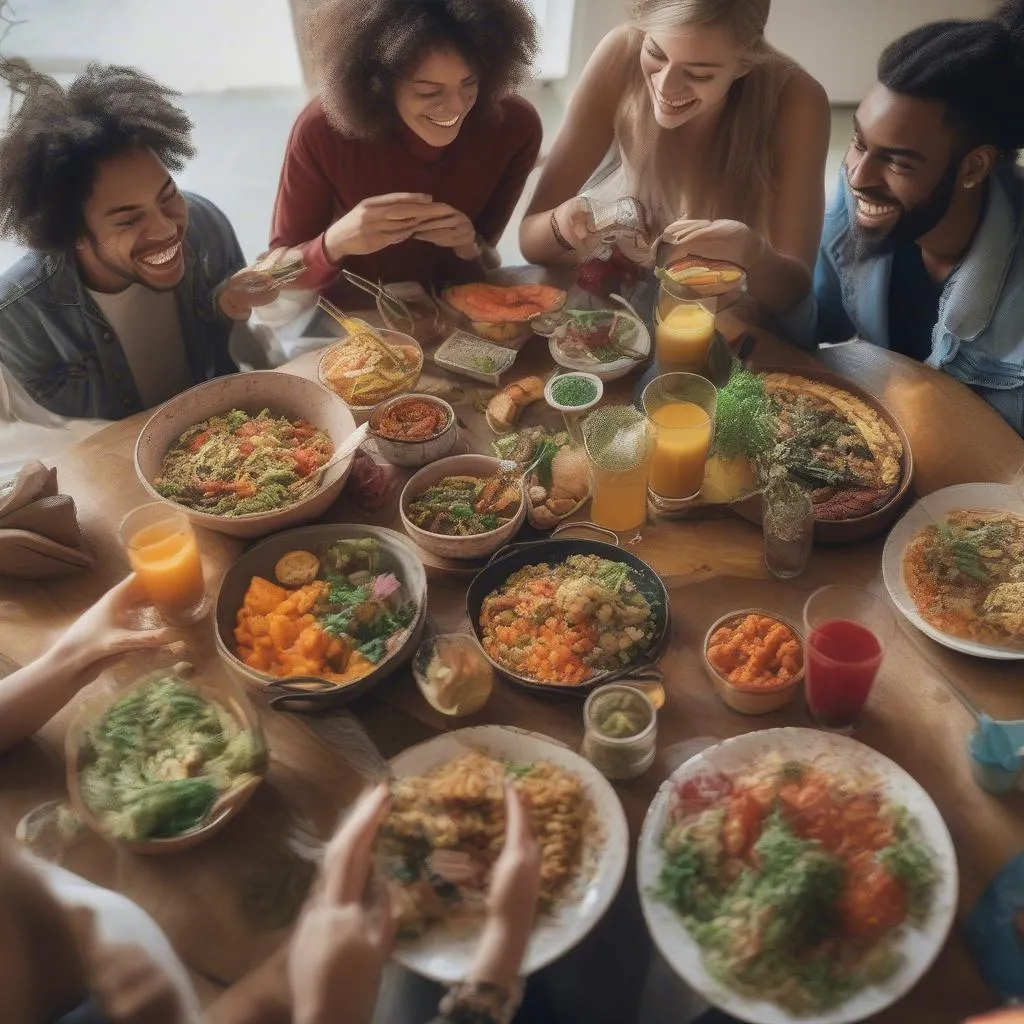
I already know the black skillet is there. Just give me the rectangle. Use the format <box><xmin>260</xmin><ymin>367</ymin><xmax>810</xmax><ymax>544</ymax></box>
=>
<box><xmin>466</xmin><ymin>531</ymin><xmax>671</xmax><ymax>699</ymax></box>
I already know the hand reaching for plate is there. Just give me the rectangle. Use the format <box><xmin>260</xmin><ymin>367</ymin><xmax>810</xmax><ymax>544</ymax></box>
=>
<box><xmin>468</xmin><ymin>783</ymin><xmax>542</xmax><ymax>991</ymax></box>
<box><xmin>289</xmin><ymin>783</ymin><xmax>395</xmax><ymax>1024</ymax></box>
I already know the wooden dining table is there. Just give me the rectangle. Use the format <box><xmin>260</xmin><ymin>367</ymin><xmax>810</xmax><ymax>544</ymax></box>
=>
<box><xmin>1</xmin><ymin>283</ymin><xmax>1022</xmax><ymax>1023</ymax></box>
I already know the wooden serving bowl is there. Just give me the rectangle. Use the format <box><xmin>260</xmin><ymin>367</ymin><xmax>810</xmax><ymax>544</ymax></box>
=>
<box><xmin>134</xmin><ymin>370</ymin><xmax>357</xmax><ymax>540</ymax></box>
<box><xmin>733</xmin><ymin>367</ymin><xmax>915</xmax><ymax>544</ymax></box>
<box><xmin>66</xmin><ymin>674</ymin><xmax>267</xmax><ymax>855</ymax></box>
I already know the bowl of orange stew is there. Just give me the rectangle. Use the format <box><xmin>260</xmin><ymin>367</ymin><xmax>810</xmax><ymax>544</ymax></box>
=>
<box><xmin>368</xmin><ymin>394</ymin><xmax>458</xmax><ymax>468</ymax></box>
<box><xmin>702</xmin><ymin>609</ymin><xmax>804</xmax><ymax>715</ymax></box>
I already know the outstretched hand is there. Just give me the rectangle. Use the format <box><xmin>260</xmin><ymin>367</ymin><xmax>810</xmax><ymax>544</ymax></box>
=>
<box><xmin>51</xmin><ymin>574</ymin><xmax>176</xmax><ymax>678</ymax></box>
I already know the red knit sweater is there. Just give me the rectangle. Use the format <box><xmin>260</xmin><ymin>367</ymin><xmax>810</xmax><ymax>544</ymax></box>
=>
<box><xmin>270</xmin><ymin>95</ymin><xmax>542</xmax><ymax>307</ymax></box>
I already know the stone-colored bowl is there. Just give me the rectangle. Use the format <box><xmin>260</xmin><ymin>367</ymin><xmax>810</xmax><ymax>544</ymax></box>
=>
<box><xmin>368</xmin><ymin>394</ymin><xmax>459</xmax><ymax>468</ymax></box>
<box><xmin>134</xmin><ymin>371</ymin><xmax>357</xmax><ymax>540</ymax></box>
<box><xmin>400</xmin><ymin>455</ymin><xmax>525</xmax><ymax>561</ymax></box>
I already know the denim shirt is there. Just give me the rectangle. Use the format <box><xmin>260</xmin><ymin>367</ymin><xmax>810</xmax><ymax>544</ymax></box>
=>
<box><xmin>0</xmin><ymin>192</ymin><xmax>244</xmax><ymax>420</ymax></box>
<box><xmin>781</xmin><ymin>163</ymin><xmax>1024</xmax><ymax>436</ymax></box>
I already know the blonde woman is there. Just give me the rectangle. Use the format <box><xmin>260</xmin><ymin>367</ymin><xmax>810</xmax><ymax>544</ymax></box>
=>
<box><xmin>519</xmin><ymin>0</ymin><xmax>830</xmax><ymax>314</ymax></box>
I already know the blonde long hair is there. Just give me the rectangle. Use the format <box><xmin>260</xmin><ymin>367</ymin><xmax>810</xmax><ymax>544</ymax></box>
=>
<box><xmin>596</xmin><ymin>0</ymin><xmax>796</xmax><ymax>236</ymax></box>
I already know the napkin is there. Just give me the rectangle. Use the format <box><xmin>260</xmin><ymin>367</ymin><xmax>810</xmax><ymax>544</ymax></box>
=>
<box><xmin>0</xmin><ymin>461</ymin><xmax>95</xmax><ymax>578</ymax></box>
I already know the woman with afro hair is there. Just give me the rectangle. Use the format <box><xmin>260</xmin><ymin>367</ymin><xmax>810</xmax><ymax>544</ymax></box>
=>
<box><xmin>268</xmin><ymin>0</ymin><xmax>541</xmax><ymax>307</ymax></box>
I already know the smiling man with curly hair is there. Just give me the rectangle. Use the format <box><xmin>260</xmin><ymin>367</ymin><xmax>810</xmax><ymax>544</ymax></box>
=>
<box><xmin>268</xmin><ymin>0</ymin><xmax>542</xmax><ymax>306</ymax></box>
<box><xmin>0</xmin><ymin>61</ymin><xmax>279</xmax><ymax>420</ymax></box>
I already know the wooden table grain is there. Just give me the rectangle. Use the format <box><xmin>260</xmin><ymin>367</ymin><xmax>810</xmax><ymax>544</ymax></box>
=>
<box><xmin>0</xmin><ymin>302</ymin><xmax>1021</xmax><ymax>1023</ymax></box>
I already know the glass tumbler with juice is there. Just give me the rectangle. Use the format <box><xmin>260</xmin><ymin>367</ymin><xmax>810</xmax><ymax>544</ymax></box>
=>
<box><xmin>120</xmin><ymin>503</ymin><xmax>208</xmax><ymax>626</ymax></box>
<box><xmin>582</xmin><ymin>406</ymin><xmax>653</xmax><ymax>537</ymax></box>
<box><xmin>803</xmin><ymin>585</ymin><xmax>895</xmax><ymax>731</ymax></box>
<box><xmin>641</xmin><ymin>373</ymin><xmax>717</xmax><ymax>503</ymax></box>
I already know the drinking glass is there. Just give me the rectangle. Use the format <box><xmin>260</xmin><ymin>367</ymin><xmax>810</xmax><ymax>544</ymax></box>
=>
<box><xmin>762</xmin><ymin>480</ymin><xmax>814</xmax><ymax>579</ymax></box>
<box><xmin>654</xmin><ymin>281</ymin><xmax>717</xmax><ymax>376</ymax></box>
<box><xmin>803</xmin><ymin>585</ymin><xmax>896</xmax><ymax>732</ymax></box>
<box><xmin>582</xmin><ymin>406</ymin><xmax>653</xmax><ymax>541</ymax></box>
<box><xmin>641</xmin><ymin>372</ymin><xmax>717</xmax><ymax>506</ymax></box>
<box><xmin>119</xmin><ymin>503</ymin><xmax>209</xmax><ymax>626</ymax></box>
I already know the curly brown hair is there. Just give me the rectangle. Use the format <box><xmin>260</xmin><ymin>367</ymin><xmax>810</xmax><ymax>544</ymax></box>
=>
<box><xmin>0</xmin><ymin>60</ymin><xmax>195</xmax><ymax>252</ymax></box>
<box><xmin>305</xmin><ymin>0</ymin><xmax>538</xmax><ymax>139</ymax></box>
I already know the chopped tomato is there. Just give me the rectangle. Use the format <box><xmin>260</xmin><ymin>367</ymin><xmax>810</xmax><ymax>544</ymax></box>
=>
<box><xmin>188</xmin><ymin>430</ymin><xmax>211</xmax><ymax>453</ymax></box>
<box><xmin>838</xmin><ymin>857</ymin><xmax>907</xmax><ymax>937</ymax></box>
<box><xmin>292</xmin><ymin>448</ymin><xmax>319</xmax><ymax>476</ymax></box>
<box><xmin>237</xmin><ymin>441</ymin><xmax>255</xmax><ymax>457</ymax></box>
<box><xmin>722</xmin><ymin>791</ymin><xmax>763</xmax><ymax>857</ymax></box>
<box><xmin>677</xmin><ymin>772</ymin><xmax>732</xmax><ymax>813</ymax></box>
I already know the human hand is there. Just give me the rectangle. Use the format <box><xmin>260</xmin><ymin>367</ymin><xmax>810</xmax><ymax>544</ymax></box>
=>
<box><xmin>324</xmin><ymin>193</ymin><xmax>438</xmax><ymax>262</ymax></box>
<box><xmin>660</xmin><ymin>218</ymin><xmax>767</xmax><ymax>270</ymax></box>
<box><xmin>289</xmin><ymin>784</ymin><xmax>395</xmax><ymax>1024</ymax></box>
<box><xmin>51</xmin><ymin>575</ymin><xmax>176</xmax><ymax>678</ymax></box>
<box><xmin>551</xmin><ymin>196</ymin><xmax>601</xmax><ymax>256</ymax></box>
<box><xmin>963</xmin><ymin>1013</ymin><xmax>1024</xmax><ymax>1024</ymax></box>
<box><xmin>412</xmin><ymin>203</ymin><xmax>480</xmax><ymax>259</ymax></box>
<box><xmin>469</xmin><ymin>783</ymin><xmax>541</xmax><ymax>992</ymax></box>
<box><xmin>217</xmin><ymin>247</ymin><xmax>304</xmax><ymax>320</ymax></box>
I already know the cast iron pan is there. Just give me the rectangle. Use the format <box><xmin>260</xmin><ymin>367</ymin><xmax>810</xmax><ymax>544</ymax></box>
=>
<box><xmin>466</xmin><ymin>534</ymin><xmax>671</xmax><ymax>699</ymax></box>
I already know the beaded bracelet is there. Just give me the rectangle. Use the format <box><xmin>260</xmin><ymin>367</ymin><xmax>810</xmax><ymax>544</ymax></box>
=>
<box><xmin>549</xmin><ymin>209</ymin><xmax>575</xmax><ymax>252</ymax></box>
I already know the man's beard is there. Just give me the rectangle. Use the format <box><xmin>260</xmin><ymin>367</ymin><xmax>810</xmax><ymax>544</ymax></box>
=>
<box><xmin>852</xmin><ymin>158</ymin><xmax>960</xmax><ymax>260</ymax></box>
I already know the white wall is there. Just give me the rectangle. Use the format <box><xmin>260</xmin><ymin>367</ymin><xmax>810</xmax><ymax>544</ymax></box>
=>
<box><xmin>0</xmin><ymin>0</ymin><xmax>304</xmax><ymax>91</ymax></box>
<box><xmin>767</xmin><ymin>0</ymin><xmax>998</xmax><ymax>103</ymax></box>
<box><xmin>548</xmin><ymin>0</ymin><xmax>998</xmax><ymax>106</ymax></box>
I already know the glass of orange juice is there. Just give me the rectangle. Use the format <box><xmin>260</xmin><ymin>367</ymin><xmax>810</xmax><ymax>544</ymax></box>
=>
<box><xmin>642</xmin><ymin>373</ymin><xmax>717</xmax><ymax>506</ymax></box>
<box><xmin>582</xmin><ymin>406</ymin><xmax>653</xmax><ymax>541</ymax></box>
<box><xmin>119</xmin><ymin>503</ymin><xmax>208</xmax><ymax>626</ymax></box>
<box><xmin>655</xmin><ymin>280</ymin><xmax>717</xmax><ymax>376</ymax></box>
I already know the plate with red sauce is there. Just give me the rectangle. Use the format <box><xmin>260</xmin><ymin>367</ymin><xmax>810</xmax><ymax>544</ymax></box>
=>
<box><xmin>637</xmin><ymin>728</ymin><xmax>957</xmax><ymax>1024</ymax></box>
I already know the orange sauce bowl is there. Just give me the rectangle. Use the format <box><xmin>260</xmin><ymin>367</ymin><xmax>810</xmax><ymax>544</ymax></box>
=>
<box><xmin>702</xmin><ymin>608</ymin><xmax>804</xmax><ymax>715</ymax></box>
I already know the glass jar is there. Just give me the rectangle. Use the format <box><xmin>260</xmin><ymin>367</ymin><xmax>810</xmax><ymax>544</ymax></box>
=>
<box><xmin>762</xmin><ymin>479</ymin><xmax>814</xmax><ymax>579</ymax></box>
<box><xmin>582</xmin><ymin>684</ymin><xmax>657</xmax><ymax>780</ymax></box>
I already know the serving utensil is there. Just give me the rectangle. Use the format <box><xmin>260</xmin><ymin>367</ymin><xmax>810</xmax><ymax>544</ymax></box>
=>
<box><xmin>340</xmin><ymin>270</ymin><xmax>414</xmax><ymax>331</ymax></box>
<box><xmin>287</xmin><ymin>422</ymin><xmax>369</xmax><ymax>500</ymax></box>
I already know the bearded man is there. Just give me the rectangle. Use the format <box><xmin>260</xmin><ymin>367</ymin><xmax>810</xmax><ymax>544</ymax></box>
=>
<box><xmin>786</xmin><ymin>0</ymin><xmax>1024</xmax><ymax>436</ymax></box>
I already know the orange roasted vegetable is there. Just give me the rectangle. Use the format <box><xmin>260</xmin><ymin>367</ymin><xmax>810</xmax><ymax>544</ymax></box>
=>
<box><xmin>234</xmin><ymin>577</ymin><xmax>374</xmax><ymax>687</ymax></box>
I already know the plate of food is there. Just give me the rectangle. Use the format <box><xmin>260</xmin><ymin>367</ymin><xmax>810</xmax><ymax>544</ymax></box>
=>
<box><xmin>467</xmin><ymin>537</ymin><xmax>669</xmax><ymax>695</ymax></box>
<box><xmin>882</xmin><ymin>482</ymin><xmax>1024</xmax><ymax>659</ymax></box>
<box><xmin>439</xmin><ymin>282</ymin><xmax>566</xmax><ymax>349</ymax></box>
<box><xmin>317</xmin><ymin>319</ymin><xmax>423</xmax><ymax>418</ymax></box>
<box><xmin>399</xmin><ymin>454</ymin><xmax>526</xmax><ymax>561</ymax></box>
<box><xmin>379</xmin><ymin>724</ymin><xmax>629</xmax><ymax>982</ymax></box>
<box><xmin>637</xmin><ymin>728</ymin><xmax>957</xmax><ymax>1024</ymax></box>
<box><xmin>135</xmin><ymin>370</ymin><xmax>357</xmax><ymax>539</ymax></box>
<box><xmin>66</xmin><ymin>665</ymin><xmax>267</xmax><ymax>854</ymax></box>
<box><xmin>536</xmin><ymin>307</ymin><xmax>651</xmax><ymax>382</ymax></box>
<box><xmin>215</xmin><ymin>524</ymin><xmax>427</xmax><ymax>707</ymax></box>
<box><xmin>716</xmin><ymin>368</ymin><xmax>913</xmax><ymax>543</ymax></box>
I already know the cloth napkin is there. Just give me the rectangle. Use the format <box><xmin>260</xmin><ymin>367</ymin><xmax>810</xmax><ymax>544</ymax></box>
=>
<box><xmin>0</xmin><ymin>460</ymin><xmax>95</xmax><ymax>578</ymax></box>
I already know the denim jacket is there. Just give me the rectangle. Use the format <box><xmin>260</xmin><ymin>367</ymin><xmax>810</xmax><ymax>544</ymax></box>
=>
<box><xmin>0</xmin><ymin>192</ymin><xmax>244</xmax><ymax>420</ymax></box>
<box><xmin>782</xmin><ymin>163</ymin><xmax>1024</xmax><ymax>436</ymax></box>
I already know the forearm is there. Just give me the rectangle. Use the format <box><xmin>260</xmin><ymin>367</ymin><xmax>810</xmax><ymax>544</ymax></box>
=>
<box><xmin>0</xmin><ymin>646</ymin><xmax>90</xmax><ymax>754</ymax></box>
<box><xmin>519</xmin><ymin>210</ymin><xmax>578</xmax><ymax>267</ymax></box>
<box><xmin>744</xmin><ymin>245</ymin><xmax>812</xmax><ymax>316</ymax></box>
<box><xmin>205</xmin><ymin>946</ymin><xmax>291</xmax><ymax>1024</ymax></box>
<box><xmin>468</xmin><ymin>919</ymin><xmax>528</xmax><ymax>993</ymax></box>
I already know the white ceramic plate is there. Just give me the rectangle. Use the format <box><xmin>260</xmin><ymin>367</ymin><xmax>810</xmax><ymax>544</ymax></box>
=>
<box><xmin>637</xmin><ymin>728</ymin><xmax>958</xmax><ymax>1024</ymax></box>
<box><xmin>388</xmin><ymin>724</ymin><xmax>629</xmax><ymax>983</ymax></box>
<box><xmin>882</xmin><ymin>482</ymin><xmax>1024</xmax><ymax>660</ymax></box>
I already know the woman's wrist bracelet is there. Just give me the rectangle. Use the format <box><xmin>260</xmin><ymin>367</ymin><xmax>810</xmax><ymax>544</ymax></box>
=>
<box><xmin>549</xmin><ymin>209</ymin><xmax>575</xmax><ymax>252</ymax></box>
